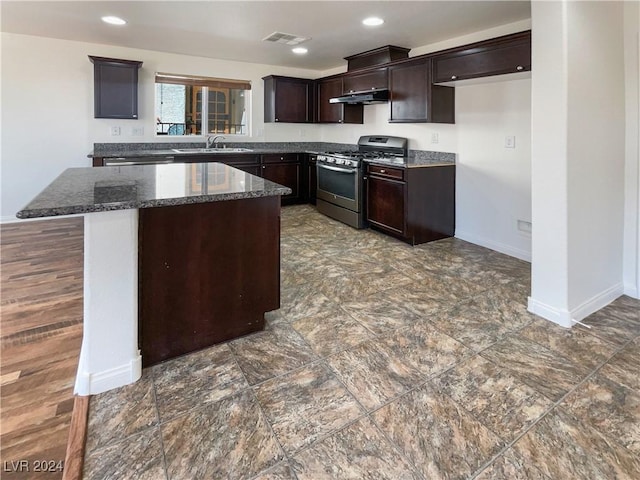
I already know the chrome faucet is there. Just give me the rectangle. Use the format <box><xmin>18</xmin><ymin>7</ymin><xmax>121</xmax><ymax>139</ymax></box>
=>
<box><xmin>206</xmin><ymin>135</ymin><xmax>225</xmax><ymax>149</ymax></box>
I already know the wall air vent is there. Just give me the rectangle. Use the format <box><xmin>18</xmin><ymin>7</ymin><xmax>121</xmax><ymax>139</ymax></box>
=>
<box><xmin>262</xmin><ymin>32</ymin><xmax>311</xmax><ymax>45</ymax></box>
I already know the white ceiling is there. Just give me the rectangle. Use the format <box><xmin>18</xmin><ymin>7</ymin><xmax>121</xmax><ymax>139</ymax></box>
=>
<box><xmin>0</xmin><ymin>1</ymin><xmax>531</xmax><ymax>71</ymax></box>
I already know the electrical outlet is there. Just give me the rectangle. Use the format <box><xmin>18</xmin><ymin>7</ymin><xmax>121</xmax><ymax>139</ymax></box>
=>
<box><xmin>431</xmin><ymin>132</ymin><xmax>439</xmax><ymax>144</ymax></box>
<box><xmin>131</xmin><ymin>127</ymin><xmax>144</xmax><ymax>136</ymax></box>
<box><xmin>110</xmin><ymin>126</ymin><xmax>121</xmax><ymax>136</ymax></box>
<box><xmin>299</xmin><ymin>129</ymin><xmax>306</xmax><ymax>138</ymax></box>
<box><xmin>505</xmin><ymin>135</ymin><xmax>516</xmax><ymax>148</ymax></box>
<box><xmin>517</xmin><ymin>220</ymin><xmax>532</xmax><ymax>234</ymax></box>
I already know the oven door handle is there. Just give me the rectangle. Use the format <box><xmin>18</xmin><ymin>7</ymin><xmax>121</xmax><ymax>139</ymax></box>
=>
<box><xmin>318</xmin><ymin>164</ymin><xmax>357</xmax><ymax>174</ymax></box>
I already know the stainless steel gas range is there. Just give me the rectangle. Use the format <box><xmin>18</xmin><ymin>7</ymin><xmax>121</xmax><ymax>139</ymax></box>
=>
<box><xmin>316</xmin><ymin>135</ymin><xmax>408</xmax><ymax>228</ymax></box>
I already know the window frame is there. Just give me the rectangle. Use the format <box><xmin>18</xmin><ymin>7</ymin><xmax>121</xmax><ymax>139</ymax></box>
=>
<box><xmin>155</xmin><ymin>73</ymin><xmax>251</xmax><ymax>137</ymax></box>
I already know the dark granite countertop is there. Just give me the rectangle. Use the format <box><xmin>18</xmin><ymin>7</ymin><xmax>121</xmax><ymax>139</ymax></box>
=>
<box><xmin>364</xmin><ymin>157</ymin><xmax>455</xmax><ymax>169</ymax></box>
<box><xmin>88</xmin><ymin>142</ymin><xmax>456</xmax><ymax>166</ymax></box>
<box><xmin>89</xmin><ymin>142</ymin><xmax>357</xmax><ymax>158</ymax></box>
<box><xmin>16</xmin><ymin>163</ymin><xmax>291</xmax><ymax>219</ymax></box>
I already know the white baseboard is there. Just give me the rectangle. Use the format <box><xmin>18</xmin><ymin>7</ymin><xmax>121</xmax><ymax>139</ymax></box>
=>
<box><xmin>528</xmin><ymin>282</ymin><xmax>625</xmax><ymax>328</ymax></box>
<box><xmin>570</xmin><ymin>282</ymin><xmax>624</xmax><ymax>323</ymax></box>
<box><xmin>74</xmin><ymin>354</ymin><xmax>142</xmax><ymax>395</ymax></box>
<box><xmin>455</xmin><ymin>230</ymin><xmax>531</xmax><ymax>262</ymax></box>
<box><xmin>527</xmin><ymin>297</ymin><xmax>573</xmax><ymax>328</ymax></box>
<box><xmin>623</xmin><ymin>282</ymin><xmax>639</xmax><ymax>299</ymax></box>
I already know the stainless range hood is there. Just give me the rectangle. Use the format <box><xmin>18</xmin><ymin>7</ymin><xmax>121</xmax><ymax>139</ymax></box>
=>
<box><xmin>329</xmin><ymin>89</ymin><xmax>389</xmax><ymax>105</ymax></box>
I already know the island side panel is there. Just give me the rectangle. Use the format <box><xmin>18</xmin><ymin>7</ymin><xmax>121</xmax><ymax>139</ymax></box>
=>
<box><xmin>76</xmin><ymin>209</ymin><xmax>142</xmax><ymax>395</ymax></box>
<box><xmin>138</xmin><ymin>196</ymin><xmax>281</xmax><ymax>366</ymax></box>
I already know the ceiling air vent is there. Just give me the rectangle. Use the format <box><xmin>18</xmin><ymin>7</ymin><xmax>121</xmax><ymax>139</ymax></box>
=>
<box><xmin>262</xmin><ymin>32</ymin><xmax>311</xmax><ymax>46</ymax></box>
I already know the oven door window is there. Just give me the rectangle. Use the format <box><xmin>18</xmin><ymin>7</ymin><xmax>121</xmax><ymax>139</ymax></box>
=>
<box><xmin>317</xmin><ymin>165</ymin><xmax>357</xmax><ymax>201</ymax></box>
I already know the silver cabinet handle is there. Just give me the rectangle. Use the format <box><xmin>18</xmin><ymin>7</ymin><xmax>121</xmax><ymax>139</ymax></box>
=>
<box><xmin>318</xmin><ymin>164</ymin><xmax>356</xmax><ymax>174</ymax></box>
<box><xmin>516</xmin><ymin>65</ymin><xmax>524</xmax><ymax>71</ymax></box>
<box><xmin>451</xmin><ymin>75</ymin><xmax>457</xmax><ymax>80</ymax></box>
<box><xmin>380</xmin><ymin>169</ymin><xmax>386</xmax><ymax>173</ymax></box>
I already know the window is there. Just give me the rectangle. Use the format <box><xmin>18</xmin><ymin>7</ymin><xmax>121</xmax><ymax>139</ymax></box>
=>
<box><xmin>155</xmin><ymin>73</ymin><xmax>250</xmax><ymax>136</ymax></box>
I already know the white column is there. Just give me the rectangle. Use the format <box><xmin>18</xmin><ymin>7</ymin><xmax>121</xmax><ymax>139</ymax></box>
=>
<box><xmin>75</xmin><ymin>209</ymin><xmax>141</xmax><ymax>395</ymax></box>
<box><xmin>623</xmin><ymin>1</ymin><xmax>640</xmax><ymax>299</ymax></box>
<box><xmin>529</xmin><ymin>0</ymin><xmax>627</xmax><ymax>326</ymax></box>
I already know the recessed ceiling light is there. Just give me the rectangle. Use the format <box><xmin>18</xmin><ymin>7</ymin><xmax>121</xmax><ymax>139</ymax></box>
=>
<box><xmin>362</xmin><ymin>17</ymin><xmax>384</xmax><ymax>27</ymax></box>
<box><xmin>292</xmin><ymin>47</ymin><xmax>308</xmax><ymax>55</ymax></box>
<box><xmin>101</xmin><ymin>16</ymin><xmax>127</xmax><ymax>26</ymax></box>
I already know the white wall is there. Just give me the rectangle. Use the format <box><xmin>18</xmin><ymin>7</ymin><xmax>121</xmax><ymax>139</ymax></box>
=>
<box><xmin>529</xmin><ymin>0</ymin><xmax>628</xmax><ymax>327</ymax></box>
<box><xmin>0</xmin><ymin>32</ymin><xmax>322</xmax><ymax>220</ymax></box>
<box><xmin>455</xmin><ymin>78</ymin><xmax>532</xmax><ymax>261</ymax></box>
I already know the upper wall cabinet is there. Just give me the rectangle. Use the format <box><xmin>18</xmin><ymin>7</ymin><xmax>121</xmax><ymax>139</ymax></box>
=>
<box><xmin>432</xmin><ymin>31</ymin><xmax>531</xmax><ymax>83</ymax></box>
<box><xmin>316</xmin><ymin>77</ymin><xmax>363</xmax><ymax>124</ymax></box>
<box><xmin>342</xmin><ymin>68</ymin><xmax>388</xmax><ymax>94</ymax></box>
<box><xmin>388</xmin><ymin>59</ymin><xmax>455</xmax><ymax>124</ymax></box>
<box><xmin>89</xmin><ymin>56</ymin><xmax>142</xmax><ymax>119</ymax></box>
<box><xmin>344</xmin><ymin>45</ymin><xmax>410</xmax><ymax>71</ymax></box>
<box><xmin>263</xmin><ymin>75</ymin><xmax>314</xmax><ymax>123</ymax></box>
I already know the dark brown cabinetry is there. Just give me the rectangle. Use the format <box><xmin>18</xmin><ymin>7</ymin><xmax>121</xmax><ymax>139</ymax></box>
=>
<box><xmin>343</xmin><ymin>68</ymin><xmax>388</xmax><ymax>93</ymax></box>
<box><xmin>306</xmin><ymin>154</ymin><xmax>317</xmax><ymax>204</ymax></box>
<box><xmin>261</xmin><ymin>153</ymin><xmax>301</xmax><ymax>204</ymax></box>
<box><xmin>388</xmin><ymin>59</ymin><xmax>455</xmax><ymax>123</ymax></box>
<box><xmin>139</xmin><ymin>196</ymin><xmax>280</xmax><ymax>366</ymax></box>
<box><xmin>263</xmin><ymin>75</ymin><xmax>314</xmax><ymax>123</ymax></box>
<box><xmin>316</xmin><ymin>78</ymin><xmax>363</xmax><ymax>124</ymax></box>
<box><xmin>367</xmin><ymin>165</ymin><xmax>406</xmax><ymax>234</ymax></box>
<box><xmin>89</xmin><ymin>56</ymin><xmax>142</xmax><ymax>119</ymax></box>
<box><xmin>366</xmin><ymin>163</ymin><xmax>455</xmax><ymax>245</ymax></box>
<box><xmin>344</xmin><ymin>45</ymin><xmax>410</xmax><ymax>71</ymax></box>
<box><xmin>432</xmin><ymin>31</ymin><xmax>531</xmax><ymax>83</ymax></box>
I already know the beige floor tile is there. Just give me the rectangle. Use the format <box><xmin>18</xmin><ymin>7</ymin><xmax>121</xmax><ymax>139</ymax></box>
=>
<box><xmin>373</xmin><ymin>382</ymin><xmax>505</xmax><ymax>479</ymax></box>
<box><xmin>291</xmin><ymin>417</ymin><xmax>421</xmax><ymax>480</ymax></box>
<box><xmin>151</xmin><ymin>343</ymin><xmax>248</xmax><ymax>422</ymax></box>
<box><xmin>254</xmin><ymin>363</ymin><xmax>364</xmax><ymax>455</ymax></box>
<box><xmin>162</xmin><ymin>391</ymin><xmax>283</xmax><ymax>480</ymax></box>
<box><xmin>229</xmin><ymin>324</ymin><xmax>317</xmax><ymax>385</ymax></box>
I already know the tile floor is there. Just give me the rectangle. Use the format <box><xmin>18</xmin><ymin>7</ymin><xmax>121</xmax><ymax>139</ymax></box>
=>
<box><xmin>84</xmin><ymin>205</ymin><xmax>640</xmax><ymax>479</ymax></box>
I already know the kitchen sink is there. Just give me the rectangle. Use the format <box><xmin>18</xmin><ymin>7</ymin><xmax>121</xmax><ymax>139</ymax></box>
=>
<box><xmin>172</xmin><ymin>148</ymin><xmax>253</xmax><ymax>153</ymax></box>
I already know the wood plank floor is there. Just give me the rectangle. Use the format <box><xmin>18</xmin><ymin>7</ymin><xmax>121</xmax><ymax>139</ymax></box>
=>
<box><xmin>1</xmin><ymin>217</ymin><xmax>84</xmax><ymax>479</ymax></box>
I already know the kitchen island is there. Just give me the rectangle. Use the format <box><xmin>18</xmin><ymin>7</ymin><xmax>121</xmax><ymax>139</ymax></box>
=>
<box><xmin>17</xmin><ymin>162</ymin><xmax>291</xmax><ymax>395</ymax></box>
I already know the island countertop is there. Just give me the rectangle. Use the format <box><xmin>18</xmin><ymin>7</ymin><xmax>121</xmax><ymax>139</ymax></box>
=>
<box><xmin>17</xmin><ymin>162</ymin><xmax>292</xmax><ymax>219</ymax></box>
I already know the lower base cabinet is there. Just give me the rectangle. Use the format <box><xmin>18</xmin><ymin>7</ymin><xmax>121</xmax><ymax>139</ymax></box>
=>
<box><xmin>139</xmin><ymin>197</ymin><xmax>280</xmax><ymax>366</ymax></box>
<box><xmin>366</xmin><ymin>163</ymin><xmax>455</xmax><ymax>245</ymax></box>
<box><xmin>261</xmin><ymin>154</ymin><xmax>301</xmax><ymax>205</ymax></box>
<box><xmin>367</xmin><ymin>174</ymin><xmax>405</xmax><ymax>234</ymax></box>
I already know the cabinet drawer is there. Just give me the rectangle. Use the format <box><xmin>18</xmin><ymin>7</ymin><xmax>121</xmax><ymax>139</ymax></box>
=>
<box><xmin>367</xmin><ymin>164</ymin><xmax>405</xmax><ymax>180</ymax></box>
<box><xmin>262</xmin><ymin>153</ymin><xmax>298</xmax><ymax>164</ymax></box>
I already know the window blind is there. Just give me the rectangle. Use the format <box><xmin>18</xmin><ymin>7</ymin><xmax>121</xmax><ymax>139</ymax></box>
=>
<box><xmin>155</xmin><ymin>73</ymin><xmax>251</xmax><ymax>90</ymax></box>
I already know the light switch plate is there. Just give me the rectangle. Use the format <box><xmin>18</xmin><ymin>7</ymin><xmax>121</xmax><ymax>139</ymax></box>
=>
<box><xmin>131</xmin><ymin>127</ymin><xmax>144</xmax><ymax>136</ymax></box>
<box><xmin>505</xmin><ymin>135</ymin><xmax>516</xmax><ymax>148</ymax></box>
<box><xmin>431</xmin><ymin>133</ymin><xmax>439</xmax><ymax>144</ymax></box>
<box><xmin>110</xmin><ymin>126</ymin><xmax>121</xmax><ymax>136</ymax></box>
